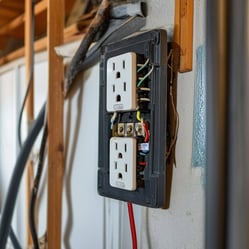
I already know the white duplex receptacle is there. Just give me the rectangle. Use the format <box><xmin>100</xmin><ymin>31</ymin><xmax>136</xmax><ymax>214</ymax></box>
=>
<box><xmin>109</xmin><ymin>137</ymin><xmax>136</xmax><ymax>191</ymax></box>
<box><xmin>106</xmin><ymin>52</ymin><xmax>137</xmax><ymax>112</ymax></box>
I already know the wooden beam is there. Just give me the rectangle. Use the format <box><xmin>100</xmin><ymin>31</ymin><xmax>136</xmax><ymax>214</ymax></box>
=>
<box><xmin>0</xmin><ymin>14</ymin><xmax>25</xmax><ymax>35</ymax></box>
<box><xmin>47</xmin><ymin>0</ymin><xmax>64</xmax><ymax>248</ymax></box>
<box><xmin>174</xmin><ymin>0</ymin><xmax>194</xmax><ymax>72</ymax></box>
<box><xmin>35</xmin><ymin>0</ymin><xmax>47</xmax><ymax>15</ymax></box>
<box><xmin>0</xmin><ymin>1</ymin><xmax>24</xmax><ymax>11</ymax></box>
<box><xmin>25</xmin><ymin>0</ymin><xmax>34</xmax><ymax>246</ymax></box>
<box><xmin>0</xmin><ymin>0</ymin><xmax>47</xmax><ymax>36</ymax></box>
<box><xmin>0</xmin><ymin>24</ymin><xmax>87</xmax><ymax>66</ymax></box>
<box><xmin>0</xmin><ymin>38</ymin><xmax>8</xmax><ymax>50</ymax></box>
<box><xmin>0</xmin><ymin>7</ymin><xmax>20</xmax><ymax>18</ymax></box>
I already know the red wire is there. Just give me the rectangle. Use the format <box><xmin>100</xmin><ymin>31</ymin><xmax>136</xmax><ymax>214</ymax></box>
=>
<box><xmin>127</xmin><ymin>202</ymin><xmax>138</xmax><ymax>249</ymax></box>
<box><xmin>139</xmin><ymin>161</ymin><xmax>146</xmax><ymax>166</ymax></box>
<box><xmin>142</xmin><ymin>121</ymin><xmax>150</xmax><ymax>142</ymax></box>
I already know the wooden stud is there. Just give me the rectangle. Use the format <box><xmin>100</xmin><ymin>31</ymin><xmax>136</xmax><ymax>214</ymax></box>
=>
<box><xmin>174</xmin><ymin>0</ymin><xmax>194</xmax><ymax>72</ymax></box>
<box><xmin>25</xmin><ymin>0</ymin><xmax>34</xmax><ymax>246</ymax></box>
<box><xmin>47</xmin><ymin>0</ymin><xmax>64</xmax><ymax>248</ymax></box>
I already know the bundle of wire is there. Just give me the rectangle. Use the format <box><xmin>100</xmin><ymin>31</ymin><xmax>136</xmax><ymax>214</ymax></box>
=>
<box><xmin>0</xmin><ymin>1</ymin><xmax>145</xmax><ymax>248</ymax></box>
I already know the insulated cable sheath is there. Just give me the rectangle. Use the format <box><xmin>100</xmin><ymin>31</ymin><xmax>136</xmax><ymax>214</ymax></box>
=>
<box><xmin>0</xmin><ymin>104</ymin><xmax>46</xmax><ymax>249</ymax></box>
<box><xmin>29</xmin><ymin>123</ymin><xmax>48</xmax><ymax>249</ymax></box>
<box><xmin>0</xmin><ymin>13</ymin><xmax>145</xmax><ymax>249</ymax></box>
<box><xmin>127</xmin><ymin>202</ymin><xmax>137</xmax><ymax>249</ymax></box>
<box><xmin>9</xmin><ymin>226</ymin><xmax>22</xmax><ymax>249</ymax></box>
<box><xmin>64</xmin><ymin>0</ymin><xmax>111</xmax><ymax>95</ymax></box>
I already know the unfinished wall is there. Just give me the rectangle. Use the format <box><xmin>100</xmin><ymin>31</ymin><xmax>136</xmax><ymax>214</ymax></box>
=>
<box><xmin>0</xmin><ymin>0</ymin><xmax>206</xmax><ymax>248</ymax></box>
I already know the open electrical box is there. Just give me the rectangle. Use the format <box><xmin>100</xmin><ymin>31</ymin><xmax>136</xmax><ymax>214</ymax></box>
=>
<box><xmin>98</xmin><ymin>29</ymin><xmax>170</xmax><ymax>208</ymax></box>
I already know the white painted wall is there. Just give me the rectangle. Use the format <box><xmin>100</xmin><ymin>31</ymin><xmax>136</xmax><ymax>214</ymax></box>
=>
<box><xmin>0</xmin><ymin>0</ymin><xmax>206</xmax><ymax>248</ymax></box>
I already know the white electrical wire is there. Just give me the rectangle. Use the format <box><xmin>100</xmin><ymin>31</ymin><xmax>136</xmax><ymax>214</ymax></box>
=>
<box><xmin>139</xmin><ymin>87</ymin><xmax>151</xmax><ymax>91</ymax></box>
<box><xmin>137</xmin><ymin>66</ymin><xmax>154</xmax><ymax>87</ymax></box>
<box><xmin>139</xmin><ymin>98</ymin><xmax>150</xmax><ymax>102</ymax></box>
<box><xmin>110</xmin><ymin>112</ymin><xmax>117</xmax><ymax>129</ymax></box>
<box><xmin>137</xmin><ymin>58</ymin><xmax>150</xmax><ymax>73</ymax></box>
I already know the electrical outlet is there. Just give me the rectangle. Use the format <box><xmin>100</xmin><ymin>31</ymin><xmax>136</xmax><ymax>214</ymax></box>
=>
<box><xmin>109</xmin><ymin>137</ymin><xmax>136</xmax><ymax>191</ymax></box>
<box><xmin>106</xmin><ymin>52</ymin><xmax>137</xmax><ymax>112</ymax></box>
<box><xmin>98</xmin><ymin>30</ymin><xmax>170</xmax><ymax>208</ymax></box>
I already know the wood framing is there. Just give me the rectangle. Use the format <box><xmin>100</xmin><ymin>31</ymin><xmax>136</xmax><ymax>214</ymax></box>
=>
<box><xmin>25</xmin><ymin>0</ymin><xmax>34</xmax><ymax>246</ymax></box>
<box><xmin>0</xmin><ymin>24</ymin><xmax>86</xmax><ymax>66</ymax></box>
<box><xmin>174</xmin><ymin>0</ymin><xmax>194</xmax><ymax>72</ymax></box>
<box><xmin>0</xmin><ymin>0</ymin><xmax>47</xmax><ymax>36</ymax></box>
<box><xmin>47</xmin><ymin>0</ymin><xmax>65</xmax><ymax>248</ymax></box>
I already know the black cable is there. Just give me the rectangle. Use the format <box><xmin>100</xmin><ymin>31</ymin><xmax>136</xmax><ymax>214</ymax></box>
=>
<box><xmin>82</xmin><ymin>0</ymin><xmax>92</xmax><ymax>15</ymax></box>
<box><xmin>0</xmin><ymin>212</ymin><xmax>21</xmax><ymax>249</ymax></box>
<box><xmin>29</xmin><ymin>123</ymin><xmax>48</xmax><ymax>249</ymax></box>
<box><xmin>17</xmin><ymin>0</ymin><xmax>35</xmax><ymax>148</ymax></box>
<box><xmin>64</xmin><ymin>0</ymin><xmax>111</xmax><ymax>96</ymax></box>
<box><xmin>0</xmin><ymin>104</ymin><xmax>45</xmax><ymax>249</ymax></box>
<box><xmin>9</xmin><ymin>226</ymin><xmax>22</xmax><ymax>249</ymax></box>
<box><xmin>0</xmin><ymin>15</ymin><xmax>145</xmax><ymax>249</ymax></box>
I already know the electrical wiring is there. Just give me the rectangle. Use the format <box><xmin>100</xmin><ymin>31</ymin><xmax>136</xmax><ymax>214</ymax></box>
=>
<box><xmin>110</xmin><ymin>111</ymin><xmax>117</xmax><ymax>129</ymax></box>
<box><xmin>166</xmin><ymin>85</ymin><xmax>179</xmax><ymax>160</ymax></box>
<box><xmin>139</xmin><ymin>97</ymin><xmax>150</xmax><ymax>102</ymax></box>
<box><xmin>141</xmin><ymin>120</ymin><xmax>149</xmax><ymax>142</ymax></box>
<box><xmin>17</xmin><ymin>0</ymin><xmax>36</xmax><ymax>148</ymax></box>
<box><xmin>127</xmin><ymin>202</ymin><xmax>137</xmax><ymax>249</ymax></box>
<box><xmin>139</xmin><ymin>152</ymin><xmax>146</xmax><ymax>156</ymax></box>
<box><xmin>136</xmin><ymin>112</ymin><xmax>149</xmax><ymax>142</ymax></box>
<box><xmin>9</xmin><ymin>226</ymin><xmax>22</xmax><ymax>249</ymax></box>
<box><xmin>64</xmin><ymin>0</ymin><xmax>111</xmax><ymax>96</ymax></box>
<box><xmin>0</xmin><ymin>104</ymin><xmax>45</xmax><ymax>249</ymax></box>
<box><xmin>139</xmin><ymin>87</ymin><xmax>151</xmax><ymax>92</ymax></box>
<box><xmin>166</xmin><ymin>48</ymin><xmax>179</xmax><ymax>161</ymax></box>
<box><xmin>137</xmin><ymin>65</ymin><xmax>154</xmax><ymax>87</ymax></box>
<box><xmin>0</xmin><ymin>213</ymin><xmax>21</xmax><ymax>249</ymax></box>
<box><xmin>136</xmin><ymin>111</ymin><xmax>141</xmax><ymax>122</ymax></box>
<box><xmin>138</xmin><ymin>162</ymin><xmax>146</xmax><ymax>166</ymax></box>
<box><xmin>137</xmin><ymin>58</ymin><xmax>149</xmax><ymax>73</ymax></box>
<box><xmin>82</xmin><ymin>0</ymin><xmax>92</xmax><ymax>15</ymax></box>
<box><xmin>0</xmin><ymin>8</ymin><xmax>146</xmax><ymax>249</ymax></box>
<box><xmin>29</xmin><ymin>122</ymin><xmax>48</xmax><ymax>249</ymax></box>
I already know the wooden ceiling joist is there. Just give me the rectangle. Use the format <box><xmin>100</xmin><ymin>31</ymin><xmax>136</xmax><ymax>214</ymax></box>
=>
<box><xmin>0</xmin><ymin>0</ymin><xmax>47</xmax><ymax>36</ymax></box>
<box><xmin>0</xmin><ymin>1</ymin><xmax>24</xmax><ymax>11</ymax></box>
<box><xmin>0</xmin><ymin>0</ymin><xmax>85</xmax><ymax>65</ymax></box>
<box><xmin>0</xmin><ymin>15</ymin><xmax>25</xmax><ymax>35</ymax></box>
<box><xmin>0</xmin><ymin>8</ymin><xmax>20</xmax><ymax>18</ymax></box>
<box><xmin>0</xmin><ymin>24</ymin><xmax>85</xmax><ymax>66</ymax></box>
<box><xmin>35</xmin><ymin>0</ymin><xmax>47</xmax><ymax>15</ymax></box>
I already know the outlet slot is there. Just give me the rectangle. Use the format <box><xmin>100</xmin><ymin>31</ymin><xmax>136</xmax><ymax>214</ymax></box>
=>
<box><xmin>116</xmin><ymin>95</ymin><xmax>121</xmax><ymax>102</ymax></box>
<box><xmin>123</xmin><ymin>82</ymin><xmax>126</xmax><ymax>91</ymax></box>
